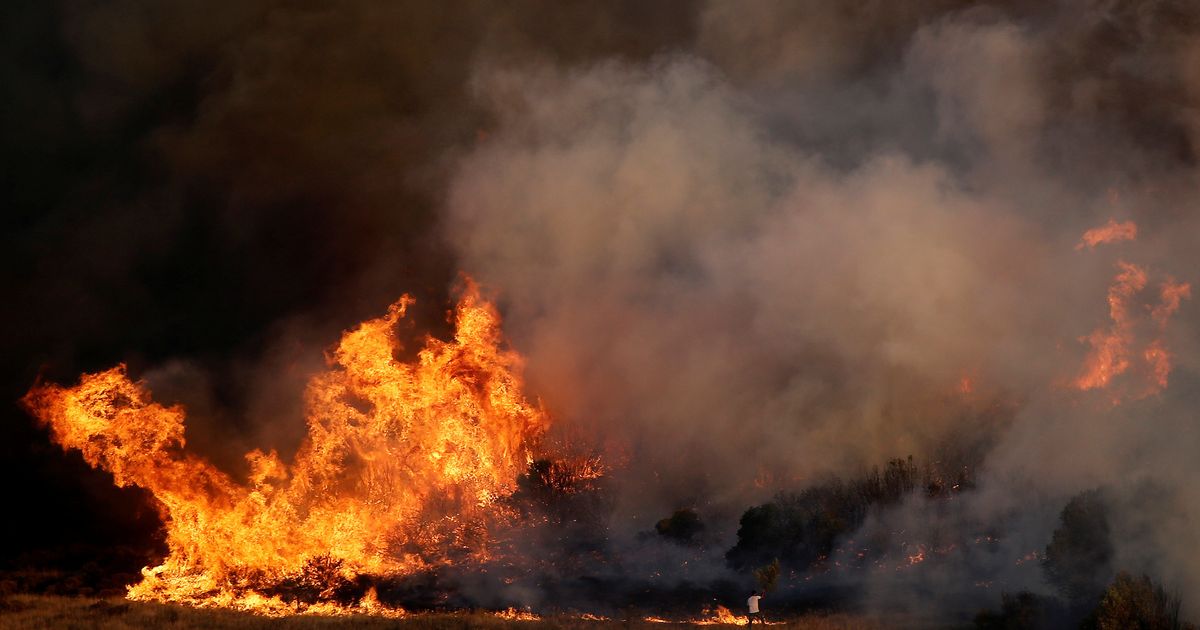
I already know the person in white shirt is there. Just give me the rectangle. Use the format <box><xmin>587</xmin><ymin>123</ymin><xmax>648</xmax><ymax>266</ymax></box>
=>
<box><xmin>746</xmin><ymin>590</ymin><xmax>762</xmax><ymax>626</ymax></box>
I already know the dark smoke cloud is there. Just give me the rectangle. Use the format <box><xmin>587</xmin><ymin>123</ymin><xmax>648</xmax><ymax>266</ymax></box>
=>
<box><xmin>4</xmin><ymin>0</ymin><xmax>1200</xmax><ymax>620</ymax></box>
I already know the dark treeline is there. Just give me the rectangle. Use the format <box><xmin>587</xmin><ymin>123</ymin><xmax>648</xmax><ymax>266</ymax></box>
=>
<box><xmin>976</xmin><ymin>489</ymin><xmax>1194</xmax><ymax>630</ymax></box>
<box><xmin>3</xmin><ymin>451</ymin><xmax>1193</xmax><ymax>627</ymax></box>
<box><xmin>725</xmin><ymin>456</ymin><xmax>972</xmax><ymax>572</ymax></box>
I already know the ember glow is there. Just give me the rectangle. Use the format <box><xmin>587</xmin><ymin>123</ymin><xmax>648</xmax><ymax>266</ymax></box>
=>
<box><xmin>22</xmin><ymin>282</ymin><xmax>551</xmax><ymax>614</ymax></box>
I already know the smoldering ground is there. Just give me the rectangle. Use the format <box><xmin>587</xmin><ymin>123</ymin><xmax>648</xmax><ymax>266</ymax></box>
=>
<box><xmin>4</xmin><ymin>0</ymin><xmax>1200</xmax><ymax>623</ymax></box>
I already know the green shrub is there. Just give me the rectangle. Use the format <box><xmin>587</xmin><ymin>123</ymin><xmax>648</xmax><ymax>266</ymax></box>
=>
<box><xmin>1087</xmin><ymin>571</ymin><xmax>1194</xmax><ymax>630</ymax></box>
<box><xmin>754</xmin><ymin>559</ymin><xmax>780</xmax><ymax>594</ymax></box>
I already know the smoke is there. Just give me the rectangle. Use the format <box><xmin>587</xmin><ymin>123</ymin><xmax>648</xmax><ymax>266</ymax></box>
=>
<box><xmin>450</xmin><ymin>58</ymin><xmax>1031</xmax><ymax>508</ymax></box>
<box><xmin>442</xmin><ymin>0</ymin><xmax>1200</xmax><ymax>617</ymax></box>
<box><xmin>6</xmin><ymin>0</ymin><xmax>1200</xmax><ymax>620</ymax></box>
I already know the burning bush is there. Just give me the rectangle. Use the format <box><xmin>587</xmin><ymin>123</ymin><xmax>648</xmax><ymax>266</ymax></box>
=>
<box><xmin>20</xmin><ymin>285</ymin><xmax>556</xmax><ymax>613</ymax></box>
<box><xmin>267</xmin><ymin>555</ymin><xmax>361</xmax><ymax>606</ymax></box>
<box><xmin>504</xmin><ymin>457</ymin><xmax>613</xmax><ymax>574</ymax></box>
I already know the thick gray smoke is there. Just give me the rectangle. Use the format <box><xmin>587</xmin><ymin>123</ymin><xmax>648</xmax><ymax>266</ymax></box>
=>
<box><xmin>443</xmin><ymin>0</ymin><xmax>1200</xmax><ymax>616</ymax></box>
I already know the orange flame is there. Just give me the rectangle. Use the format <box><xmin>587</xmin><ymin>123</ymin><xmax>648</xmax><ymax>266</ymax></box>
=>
<box><xmin>1152</xmin><ymin>279</ymin><xmax>1192</xmax><ymax>329</ymax></box>
<box><xmin>22</xmin><ymin>282</ymin><xmax>550</xmax><ymax>613</ymax></box>
<box><xmin>694</xmin><ymin>605</ymin><xmax>748</xmax><ymax>626</ymax></box>
<box><xmin>1071</xmin><ymin>219</ymin><xmax>1191</xmax><ymax>400</ymax></box>
<box><xmin>641</xmin><ymin>605</ymin><xmax>789</xmax><ymax>626</ymax></box>
<box><xmin>1075</xmin><ymin>218</ymin><xmax>1137</xmax><ymax>250</ymax></box>
<box><xmin>494</xmin><ymin>607</ymin><xmax>540</xmax><ymax>621</ymax></box>
<box><xmin>1143</xmin><ymin>279</ymin><xmax>1191</xmax><ymax>393</ymax></box>
<box><xmin>1073</xmin><ymin>260</ymin><xmax>1146</xmax><ymax>391</ymax></box>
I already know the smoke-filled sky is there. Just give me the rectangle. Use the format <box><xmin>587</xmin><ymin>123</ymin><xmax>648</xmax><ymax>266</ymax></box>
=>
<box><xmin>4</xmin><ymin>0</ymin><xmax>1200</xmax><ymax>615</ymax></box>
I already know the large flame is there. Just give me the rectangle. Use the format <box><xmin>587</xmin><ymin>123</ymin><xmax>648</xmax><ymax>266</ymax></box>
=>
<box><xmin>22</xmin><ymin>282</ymin><xmax>550</xmax><ymax>613</ymax></box>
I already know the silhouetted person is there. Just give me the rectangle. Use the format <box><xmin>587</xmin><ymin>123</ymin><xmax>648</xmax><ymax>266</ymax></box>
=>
<box><xmin>747</xmin><ymin>590</ymin><xmax>762</xmax><ymax>626</ymax></box>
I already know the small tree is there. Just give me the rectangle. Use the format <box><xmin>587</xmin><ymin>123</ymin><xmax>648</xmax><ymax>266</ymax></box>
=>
<box><xmin>1087</xmin><ymin>572</ymin><xmax>1194</xmax><ymax>630</ymax></box>
<box><xmin>754</xmin><ymin>558</ymin><xmax>780</xmax><ymax>594</ymax></box>
<box><xmin>655</xmin><ymin>508</ymin><xmax>705</xmax><ymax>544</ymax></box>
<box><xmin>1043</xmin><ymin>490</ymin><xmax>1112</xmax><ymax>605</ymax></box>
<box><xmin>974</xmin><ymin>591</ymin><xmax>1049</xmax><ymax>630</ymax></box>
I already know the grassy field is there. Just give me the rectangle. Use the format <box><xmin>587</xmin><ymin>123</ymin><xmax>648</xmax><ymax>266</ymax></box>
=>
<box><xmin>0</xmin><ymin>594</ymin><xmax>893</xmax><ymax>630</ymax></box>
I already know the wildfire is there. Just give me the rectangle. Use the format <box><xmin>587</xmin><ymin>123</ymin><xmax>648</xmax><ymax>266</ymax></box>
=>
<box><xmin>1075</xmin><ymin>218</ymin><xmax>1137</xmax><ymax>250</ymax></box>
<box><xmin>494</xmin><ymin>607</ymin><xmax>540</xmax><ymax>621</ymax></box>
<box><xmin>642</xmin><ymin>605</ymin><xmax>780</xmax><ymax>626</ymax></box>
<box><xmin>1073</xmin><ymin>260</ymin><xmax>1146</xmax><ymax>391</ymax></box>
<box><xmin>1071</xmin><ymin>220</ymin><xmax>1190</xmax><ymax>401</ymax></box>
<box><xmin>695</xmin><ymin>605</ymin><xmax>749</xmax><ymax>626</ymax></box>
<box><xmin>22</xmin><ymin>282</ymin><xmax>551</xmax><ymax>614</ymax></box>
<box><xmin>1152</xmin><ymin>279</ymin><xmax>1191</xmax><ymax>328</ymax></box>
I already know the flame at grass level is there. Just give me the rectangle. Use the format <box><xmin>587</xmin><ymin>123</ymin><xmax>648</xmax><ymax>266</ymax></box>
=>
<box><xmin>643</xmin><ymin>605</ymin><xmax>786</xmax><ymax>626</ymax></box>
<box><xmin>22</xmin><ymin>284</ymin><xmax>550</xmax><ymax>613</ymax></box>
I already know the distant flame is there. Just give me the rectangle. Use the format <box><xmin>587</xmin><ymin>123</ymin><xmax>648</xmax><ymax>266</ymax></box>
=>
<box><xmin>23</xmin><ymin>281</ymin><xmax>551</xmax><ymax>614</ymax></box>
<box><xmin>1073</xmin><ymin>260</ymin><xmax>1146</xmax><ymax>391</ymax></box>
<box><xmin>1075</xmin><ymin>218</ymin><xmax>1137</xmax><ymax>250</ymax></box>
<box><xmin>494</xmin><ymin>608</ymin><xmax>540</xmax><ymax>621</ymax></box>
<box><xmin>1152</xmin><ymin>279</ymin><xmax>1191</xmax><ymax>329</ymax></box>
<box><xmin>1071</xmin><ymin>220</ymin><xmax>1190</xmax><ymax>402</ymax></box>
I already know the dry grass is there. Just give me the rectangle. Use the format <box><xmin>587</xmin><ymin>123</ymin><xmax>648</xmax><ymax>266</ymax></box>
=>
<box><xmin>0</xmin><ymin>594</ymin><xmax>892</xmax><ymax>630</ymax></box>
